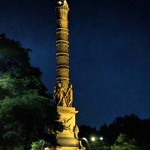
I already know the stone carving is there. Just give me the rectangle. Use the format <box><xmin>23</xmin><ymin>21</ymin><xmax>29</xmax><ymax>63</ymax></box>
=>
<box><xmin>54</xmin><ymin>83</ymin><xmax>66</xmax><ymax>106</ymax></box>
<box><xmin>65</xmin><ymin>84</ymin><xmax>73</xmax><ymax>106</ymax></box>
<box><xmin>62</xmin><ymin>117</ymin><xmax>72</xmax><ymax>130</ymax></box>
<box><xmin>53</xmin><ymin>83</ymin><xmax>73</xmax><ymax>107</ymax></box>
<box><xmin>73</xmin><ymin>125</ymin><xmax>79</xmax><ymax>139</ymax></box>
<box><xmin>53</xmin><ymin>86</ymin><xmax>57</xmax><ymax>100</ymax></box>
<box><xmin>57</xmin><ymin>0</ymin><xmax>69</xmax><ymax>8</ymax></box>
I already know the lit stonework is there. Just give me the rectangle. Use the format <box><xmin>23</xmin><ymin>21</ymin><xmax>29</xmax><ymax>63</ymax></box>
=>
<box><xmin>54</xmin><ymin>0</ymin><xmax>73</xmax><ymax>107</ymax></box>
<box><xmin>46</xmin><ymin>0</ymin><xmax>85</xmax><ymax>150</ymax></box>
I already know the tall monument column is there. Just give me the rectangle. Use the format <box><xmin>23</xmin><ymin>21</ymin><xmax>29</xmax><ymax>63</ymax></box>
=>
<box><xmin>47</xmin><ymin>0</ymin><xmax>85</xmax><ymax>150</ymax></box>
<box><xmin>56</xmin><ymin>0</ymin><xmax>70</xmax><ymax>91</ymax></box>
<box><xmin>54</xmin><ymin>0</ymin><xmax>73</xmax><ymax>108</ymax></box>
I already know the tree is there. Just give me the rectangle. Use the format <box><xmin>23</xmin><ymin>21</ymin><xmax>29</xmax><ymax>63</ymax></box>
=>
<box><xmin>31</xmin><ymin>140</ymin><xmax>44</xmax><ymax>150</ymax></box>
<box><xmin>99</xmin><ymin>114</ymin><xmax>150</xmax><ymax>149</ymax></box>
<box><xmin>0</xmin><ymin>33</ymin><xmax>47</xmax><ymax>99</ymax></box>
<box><xmin>0</xmin><ymin>94</ymin><xmax>62</xmax><ymax>150</ymax></box>
<box><xmin>0</xmin><ymin>34</ymin><xmax>62</xmax><ymax>150</ymax></box>
<box><xmin>78</xmin><ymin>125</ymin><xmax>98</xmax><ymax>141</ymax></box>
<box><xmin>111</xmin><ymin>134</ymin><xmax>139</xmax><ymax>150</ymax></box>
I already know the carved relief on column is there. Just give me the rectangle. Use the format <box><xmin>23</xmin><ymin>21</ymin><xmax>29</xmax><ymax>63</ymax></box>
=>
<box><xmin>53</xmin><ymin>83</ymin><xmax>73</xmax><ymax>107</ymax></box>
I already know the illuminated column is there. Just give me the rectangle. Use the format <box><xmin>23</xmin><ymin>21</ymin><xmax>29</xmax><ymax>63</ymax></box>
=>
<box><xmin>54</xmin><ymin>0</ymin><xmax>73</xmax><ymax>108</ymax></box>
<box><xmin>47</xmin><ymin>1</ymin><xmax>85</xmax><ymax>149</ymax></box>
<box><xmin>56</xmin><ymin>0</ymin><xmax>70</xmax><ymax>89</ymax></box>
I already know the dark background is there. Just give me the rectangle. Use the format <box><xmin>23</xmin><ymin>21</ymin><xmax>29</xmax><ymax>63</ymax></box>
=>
<box><xmin>0</xmin><ymin>0</ymin><xmax>150</xmax><ymax>128</ymax></box>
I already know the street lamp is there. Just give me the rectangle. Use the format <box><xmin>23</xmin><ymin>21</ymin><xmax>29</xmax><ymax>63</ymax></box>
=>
<box><xmin>91</xmin><ymin>136</ymin><xmax>96</xmax><ymax>142</ymax></box>
<box><xmin>100</xmin><ymin>137</ymin><xmax>103</xmax><ymax>141</ymax></box>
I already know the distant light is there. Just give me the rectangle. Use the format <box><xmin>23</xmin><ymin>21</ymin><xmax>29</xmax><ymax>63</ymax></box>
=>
<box><xmin>100</xmin><ymin>137</ymin><xmax>103</xmax><ymax>141</ymax></box>
<box><xmin>91</xmin><ymin>137</ymin><xmax>96</xmax><ymax>142</ymax></box>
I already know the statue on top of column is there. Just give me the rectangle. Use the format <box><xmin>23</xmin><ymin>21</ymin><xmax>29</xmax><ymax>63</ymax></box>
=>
<box><xmin>57</xmin><ymin>0</ymin><xmax>69</xmax><ymax>8</ymax></box>
<box><xmin>53</xmin><ymin>83</ymin><xmax>73</xmax><ymax>107</ymax></box>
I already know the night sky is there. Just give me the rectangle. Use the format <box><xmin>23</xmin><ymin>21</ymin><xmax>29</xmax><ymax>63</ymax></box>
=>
<box><xmin>0</xmin><ymin>0</ymin><xmax>150</xmax><ymax>128</ymax></box>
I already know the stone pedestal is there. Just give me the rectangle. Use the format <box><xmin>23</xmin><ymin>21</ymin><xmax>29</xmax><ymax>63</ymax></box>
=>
<box><xmin>45</xmin><ymin>106</ymin><xmax>85</xmax><ymax>150</ymax></box>
<box><xmin>56</xmin><ymin>106</ymin><xmax>79</xmax><ymax>147</ymax></box>
<box><xmin>45</xmin><ymin>146</ymin><xmax>82</xmax><ymax>150</ymax></box>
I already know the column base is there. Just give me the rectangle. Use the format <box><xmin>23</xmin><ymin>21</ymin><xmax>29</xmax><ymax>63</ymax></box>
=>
<box><xmin>45</xmin><ymin>106</ymin><xmax>85</xmax><ymax>150</ymax></box>
<box><xmin>45</xmin><ymin>146</ymin><xmax>85</xmax><ymax>150</ymax></box>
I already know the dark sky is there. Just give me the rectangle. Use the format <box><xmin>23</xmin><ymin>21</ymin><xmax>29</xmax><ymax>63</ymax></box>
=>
<box><xmin>0</xmin><ymin>0</ymin><xmax>150</xmax><ymax>128</ymax></box>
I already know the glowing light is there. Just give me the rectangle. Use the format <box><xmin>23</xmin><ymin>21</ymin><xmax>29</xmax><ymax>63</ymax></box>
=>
<box><xmin>91</xmin><ymin>136</ymin><xmax>96</xmax><ymax>142</ymax></box>
<box><xmin>100</xmin><ymin>137</ymin><xmax>103</xmax><ymax>141</ymax></box>
<box><xmin>82</xmin><ymin>137</ymin><xmax>88</xmax><ymax>142</ymax></box>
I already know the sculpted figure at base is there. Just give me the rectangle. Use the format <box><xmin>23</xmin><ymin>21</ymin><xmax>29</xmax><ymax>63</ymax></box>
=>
<box><xmin>62</xmin><ymin>117</ymin><xmax>72</xmax><ymax>131</ymax></box>
<box><xmin>53</xmin><ymin>83</ymin><xmax>73</xmax><ymax>107</ymax></box>
<box><xmin>73</xmin><ymin>125</ymin><xmax>79</xmax><ymax>139</ymax></box>
<box><xmin>66</xmin><ymin>84</ymin><xmax>73</xmax><ymax>106</ymax></box>
<box><xmin>54</xmin><ymin>83</ymin><xmax>66</xmax><ymax>106</ymax></box>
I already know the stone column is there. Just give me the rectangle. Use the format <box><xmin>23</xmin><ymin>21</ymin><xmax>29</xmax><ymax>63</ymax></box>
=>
<box><xmin>46</xmin><ymin>1</ymin><xmax>85</xmax><ymax>149</ymax></box>
<box><xmin>54</xmin><ymin>0</ymin><xmax>73</xmax><ymax>108</ymax></box>
<box><xmin>56</xmin><ymin>0</ymin><xmax>70</xmax><ymax>90</ymax></box>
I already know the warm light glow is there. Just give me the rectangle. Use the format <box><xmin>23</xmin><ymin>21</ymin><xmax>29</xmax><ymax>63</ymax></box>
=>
<box><xmin>91</xmin><ymin>136</ymin><xmax>96</xmax><ymax>142</ymax></box>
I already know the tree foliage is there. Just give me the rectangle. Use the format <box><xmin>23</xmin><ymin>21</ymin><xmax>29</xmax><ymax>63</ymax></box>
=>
<box><xmin>0</xmin><ymin>33</ymin><xmax>47</xmax><ymax>98</ymax></box>
<box><xmin>78</xmin><ymin>125</ymin><xmax>98</xmax><ymax>141</ymax></box>
<box><xmin>0</xmin><ymin>94</ymin><xmax>62</xmax><ymax>149</ymax></box>
<box><xmin>0</xmin><ymin>34</ymin><xmax>30</xmax><ymax>74</ymax></box>
<box><xmin>0</xmin><ymin>34</ymin><xmax>62</xmax><ymax>150</ymax></box>
<box><xmin>111</xmin><ymin>134</ymin><xmax>139</xmax><ymax>150</ymax></box>
<box><xmin>31</xmin><ymin>140</ymin><xmax>44</xmax><ymax>150</ymax></box>
<box><xmin>79</xmin><ymin>115</ymin><xmax>150</xmax><ymax>149</ymax></box>
<box><xmin>99</xmin><ymin>114</ymin><xmax>150</xmax><ymax>149</ymax></box>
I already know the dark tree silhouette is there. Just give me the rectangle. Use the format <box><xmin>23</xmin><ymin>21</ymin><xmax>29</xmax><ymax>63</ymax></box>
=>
<box><xmin>99</xmin><ymin>114</ymin><xmax>150</xmax><ymax>149</ymax></box>
<box><xmin>0</xmin><ymin>34</ymin><xmax>47</xmax><ymax>98</ymax></box>
<box><xmin>111</xmin><ymin>134</ymin><xmax>139</xmax><ymax>150</ymax></box>
<box><xmin>0</xmin><ymin>34</ymin><xmax>62</xmax><ymax>150</ymax></box>
<box><xmin>78</xmin><ymin>125</ymin><xmax>98</xmax><ymax>141</ymax></box>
